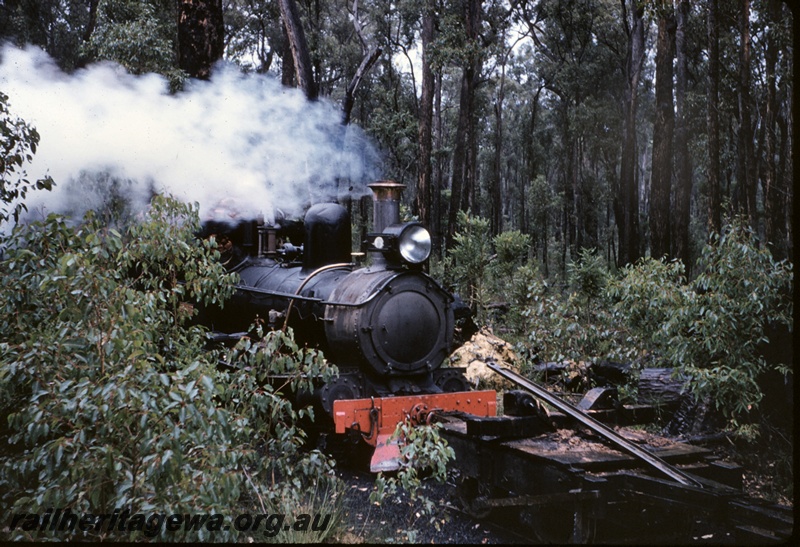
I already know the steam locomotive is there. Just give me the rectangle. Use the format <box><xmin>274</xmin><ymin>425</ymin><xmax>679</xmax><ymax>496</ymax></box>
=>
<box><xmin>199</xmin><ymin>181</ymin><xmax>496</xmax><ymax>471</ymax></box>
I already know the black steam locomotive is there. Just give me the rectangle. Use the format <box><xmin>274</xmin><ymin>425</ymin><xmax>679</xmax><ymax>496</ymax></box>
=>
<box><xmin>198</xmin><ymin>182</ymin><xmax>495</xmax><ymax>469</ymax></box>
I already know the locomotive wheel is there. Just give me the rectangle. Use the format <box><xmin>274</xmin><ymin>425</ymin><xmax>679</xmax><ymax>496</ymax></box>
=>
<box><xmin>455</xmin><ymin>477</ymin><xmax>492</xmax><ymax>519</ymax></box>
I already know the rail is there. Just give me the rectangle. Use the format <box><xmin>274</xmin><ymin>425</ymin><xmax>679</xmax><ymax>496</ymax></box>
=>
<box><xmin>487</xmin><ymin>361</ymin><xmax>704</xmax><ymax>488</ymax></box>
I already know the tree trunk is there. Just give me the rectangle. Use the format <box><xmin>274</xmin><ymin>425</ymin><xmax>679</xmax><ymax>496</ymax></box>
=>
<box><xmin>649</xmin><ymin>1</ymin><xmax>675</xmax><ymax>260</ymax></box>
<box><xmin>177</xmin><ymin>0</ymin><xmax>225</xmax><ymax>80</ymax></box>
<box><xmin>491</xmin><ymin>56</ymin><xmax>507</xmax><ymax>237</ymax></box>
<box><xmin>447</xmin><ymin>0</ymin><xmax>482</xmax><ymax>248</ymax></box>
<box><xmin>83</xmin><ymin>0</ymin><xmax>100</xmax><ymax>43</ymax></box>
<box><xmin>736</xmin><ymin>0</ymin><xmax>757</xmax><ymax>230</ymax></box>
<box><xmin>672</xmin><ymin>0</ymin><xmax>692</xmax><ymax>270</ymax></box>
<box><xmin>416</xmin><ymin>0</ymin><xmax>435</xmax><ymax>243</ymax></box>
<box><xmin>278</xmin><ymin>0</ymin><xmax>317</xmax><ymax>101</ymax></box>
<box><xmin>763</xmin><ymin>0</ymin><xmax>786</xmax><ymax>260</ymax></box>
<box><xmin>448</xmin><ymin>70</ymin><xmax>472</xmax><ymax>248</ymax></box>
<box><xmin>433</xmin><ymin>70</ymin><xmax>444</xmax><ymax>255</ymax></box>
<box><xmin>342</xmin><ymin>49</ymin><xmax>381</xmax><ymax>125</ymax></box>
<box><xmin>565</xmin><ymin>121</ymin><xmax>577</xmax><ymax>254</ymax></box>
<box><xmin>342</xmin><ymin>0</ymin><xmax>381</xmax><ymax>126</ymax></box>
<box><xmin>281</xmin><ymin>25</ymin><xmax>296</xmax><ymax>86</ymax></box>
<box><xmin>706</xmin><ymin>0</ymin><xmax>721</xmax><ymax>234</ymax></box>
<box><xmin>526</xmin><ymin>87</ymin><xmax>543</xmax><ymax>265</ymax></box>
<box><xmin>615</xmin><ymin>0</ymin><xmax>645</xmax><ymax>266</ymax></box>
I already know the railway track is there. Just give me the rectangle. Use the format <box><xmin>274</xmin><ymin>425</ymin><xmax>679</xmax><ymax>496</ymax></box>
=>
<box><xmin>431</xmin><ymin>362</ymin><xmax>794</xmax><ymax>544</ymax></box>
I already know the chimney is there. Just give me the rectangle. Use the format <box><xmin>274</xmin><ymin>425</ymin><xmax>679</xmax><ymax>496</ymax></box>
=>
<box><xmin>368</xmin><ymin>180</ymin><xmax>405</xmax><ymax>233</ymax></box>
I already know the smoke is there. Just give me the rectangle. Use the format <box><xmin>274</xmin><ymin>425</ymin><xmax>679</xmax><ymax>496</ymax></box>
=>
<box><xmin>0</xmin><ymin>44</ymin><xmax>382</xmax><ymax>225</ymax></box>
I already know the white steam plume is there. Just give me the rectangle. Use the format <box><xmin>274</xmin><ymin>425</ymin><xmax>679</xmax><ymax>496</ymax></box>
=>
<box><xmin>0</xmin><ymin>44</ymin><xmax>382</xmax><ymax>224</ymax></box>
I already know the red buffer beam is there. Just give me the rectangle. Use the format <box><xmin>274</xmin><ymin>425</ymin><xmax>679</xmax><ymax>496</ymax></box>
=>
<box><xmin>333</xmin><ymin>391</ymin><xmax>497</xmax><ymax>472</ymax></box>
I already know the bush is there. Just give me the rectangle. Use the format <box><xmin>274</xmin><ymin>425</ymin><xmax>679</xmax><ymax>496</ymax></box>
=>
<box><xmin>369</xmin><ymin>419</ymin><xmax>455</xmax><ymax>541</ymax></box>
<box><xmin>607</xmin><ymin>219</ymin><xmax>793</xmax><ymax>427</ymax></box>
<box><xmin>514</xmin><ymin>220</ymin><xmax>793</xmax><ymax>425</ymax></box>
<box><xmin>490</xmin><ymin>229</ymin><xmax>531</xmax><ymax>277</ymax></box>
<box><xmin>0</xmin><ymin>196</ymin><xmax>340</xmax><ymax>541</ymax></box>
<box><xmin>518</xmin><ymin>249</ymin><xmax>622</xmax><ymax>369</ymax></box>
<box><xmin>440</xmin><ymin>210</ymin><xmax>492</xmax><ymax>323</ymax></box>
<box><xmin>441</xmin><ymin>209</ymin><xmax>792</xmax><ymax>433</ymax></box>
<box><xmin>0</xmin><ymin>91</ymin><xmax>53</xmax><ymax>225</ymax></box>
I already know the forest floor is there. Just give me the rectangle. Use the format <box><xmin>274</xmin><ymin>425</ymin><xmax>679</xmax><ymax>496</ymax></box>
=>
<box><xmin>333</xmin><ymin>467</ymin><xmax>521</xmax><ymax>544</ymax></box>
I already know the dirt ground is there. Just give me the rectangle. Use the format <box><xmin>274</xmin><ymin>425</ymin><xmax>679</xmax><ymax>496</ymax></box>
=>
<box><xmin>334</xmin><ymin>468</ymin><xmax>524</xmax><ymax>544</ymax></box>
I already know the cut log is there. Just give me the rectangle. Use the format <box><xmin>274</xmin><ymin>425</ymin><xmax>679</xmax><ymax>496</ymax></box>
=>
<box><xmin>637</xmin><ymin>368</ymin><xmax>688</xmax><ymax>406</ymax></box>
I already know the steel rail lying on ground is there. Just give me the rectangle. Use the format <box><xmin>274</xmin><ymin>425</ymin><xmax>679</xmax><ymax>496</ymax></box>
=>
<box><xmin>487</xmin><ymin>361</ymin><xmax>704</xmax><ymax>488</ymax></box>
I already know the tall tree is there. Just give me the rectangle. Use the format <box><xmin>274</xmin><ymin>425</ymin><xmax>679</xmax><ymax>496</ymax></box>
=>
<box><xmin>447</xmin><ymin>0</ymin><xmax>483</xmax><ymax>247</ymax></box>
<box><xmin>342</xmin><ymin>0</ymin><xmax>382</xmax><ymax>125</ymax></box>
<box><xmin>490</xmin><ymin>35</ymin><xmax>512</xmax><ymax>238</ymax></box>
<box><xmin>672</xmin><ymin>0</ymin><xmax>692</xmax><ymax>268</ymax></box>
<box><xmin>649</xmin><ymin>0</ymin><xmax>675</xmax><ymax>259</ymax></box>
<box><xmin>177</xmin><ymin>0</ymin><xmax>225</xmax><ymax>80</ymax></box>
<box><xmin>278</xmin><ymin>0</ymin><xmax>318</xmax><ymax>100</ymax></box>
<box><xmin>735</xmin><ymin>0</ymin><xmax>757</xmax><ymax>229</ymax></box>
<box><xmin>415</xmin><ymin>0</ymin><xmax>436</xmax><ymax>242</ymax></box>
<box><xmin>762</xmin><ymin>0</ymin><xmax>786</xmax><ymax>259</ymax></box>
<box><xmin>706</xmin><ymin>0</ymin><xmax>721</xmax><ymax>234</ymax></box>
<box><xmin>614</xmin><ymin>0</ymin><xmax>645</xmax><ymax>266</ymax></box>
<box><xmin>83</xmin><ymin>0</ymin><xmax>100</xmax><ymax>44</ymax></box>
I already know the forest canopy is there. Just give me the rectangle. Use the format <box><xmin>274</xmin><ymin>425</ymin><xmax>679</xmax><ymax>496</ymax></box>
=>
<box><xmin>0</xmin><ymin>0</ymin><xmax>793</xmax><ymax>269</ymax></box>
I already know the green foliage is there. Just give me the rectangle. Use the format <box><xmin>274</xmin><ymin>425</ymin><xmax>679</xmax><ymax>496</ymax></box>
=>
<box><xmin>605</xmin><ymin>257</ymin><xmax>690</xmax><ymax>350</ymax></box>
<box><xmin>489</xmin><ymin>229</ymin><xmax>531</xmax><ymax>279</ymax></box>
<box><xmin>607</xmin><ymin>219</ymin><xmax>793</xmax><ymax>426</ymax></box>
<box><xmin>670</xmin><ymin>221</ymin><xmax>792</xmax><ymax>422</ymax></box>
<box><xmin>362</xmin><ymin>84</ymin><xmax>419</xmax><ymax>183</ymax></box>
<box><xmin>441</xmin><ymin>210</ymin><xmax>492</xmax><ymax>323</ymax></box>
<box><xmin>511</xmin><ymin>220</ymin><xmax>793</xmax><ymax>426</ymax></box>
<box><xmin>502</xmin><ymin>263</ymin><xmax>540</xmax><ymax>336</ymax></box>
<box><xmin>0</xmin><ymin>92</ymin><xmax>53</xmax><ymax>225</ymax></box>
<box><xmin>81</xmin><ymin>0</ymin><xmax>185</xmax><ymax>90</ymax></box>
<box><xmin>369</xmin><ymin>419</ymin><xmax>455</xmax><ymax>540</ymax></box>
<box><xmin>519</xmin><ymin>253</ymin><xmax>621</xmax><ymax>370</ymax></box>
<box><xmin>567</xmin><ymin>247</ymin><xmax>608</xmax><ymax>302</ymax></box>
<box><xmin>0</xmin><ymin>195</ymin><xmax>339</xmax><ymax>541</ymax></box>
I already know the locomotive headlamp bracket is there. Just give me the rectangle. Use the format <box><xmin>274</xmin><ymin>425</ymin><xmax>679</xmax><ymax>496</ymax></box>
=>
<box><xmin>366</xmin><ymin>222</ymin><xmax>432</xmax><ymax>266</ymax></box>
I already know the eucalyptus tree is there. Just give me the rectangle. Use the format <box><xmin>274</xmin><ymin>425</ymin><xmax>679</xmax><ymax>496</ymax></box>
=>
<box><xmin>498</xmin><ymin>43</ymin><xmax>552</xmax><ymax>269</ymax></box>
<box><xmin>759</xmin><ymin>0</ymin><xmax>791</xmax><ymax>261</ymax></box>
<box><xmin>0</xmin><ymin>0</ymin><xmax>93</xmax><ymax>70</ymax></box>
<box><xmin>79</xmin><ymin>0</ymin><xmax>182</xmax><ymax>82</ymax></box>
<box><xmin>279</xmin><ymin>0</ymin><xmax>317</xmax><ymax>100</ymax></box>
<box><xmin>177</xmin><ymin>0</ymin><xmax>225</xmax><ymax>80</ymax></box>
<box><xmin>616</xmin><ymin>0</ymin><xmax>645</xmax><ymax>266</ymax></box>
<box><xmin>735</xmin><ymin>0</ymin><xmax>757</xmax><ymax>231</ymax></box>
<box><xmin>516</xmin><ymin>0</ymin><xmax>625</xmax><ymax>269</ymax></box>
<box><xmin>672</xmin><ymin>0</ymin><xmax>693</xmax><ymax>270</ymax></box>
<box><xmin>649</xmin><ymin>0</ymin><xmax>675</xmax><ymax>260</ymax></box>
<box><xmin>416</xmin><ymin>0</ymin><xmax>436</xmax><ymax>242</ymax></box>
<box><xmin>223</xmin><ymin>0</ymin><xmax>284</xmax><ymax>74</ymax></box>
<box><xmin>706</xmin><ymin>0</ymin><xmax>721</xmax><ymax>235</ymax></box>
<box><xmin>446</xmin><ymin>0</ymin><xmax>483</xmax><ymax>247</ymax></box>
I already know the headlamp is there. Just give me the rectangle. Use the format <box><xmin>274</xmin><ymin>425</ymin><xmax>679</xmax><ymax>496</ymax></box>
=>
<box><xmin>396</xmin><ymin>223</ymin><xmax>431</xmax><ymax>264</ymax></box>
<box><xmin>366</xmin><ymin>222</ymin><xmax>432</xmax><ymax>266</ymax></box>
